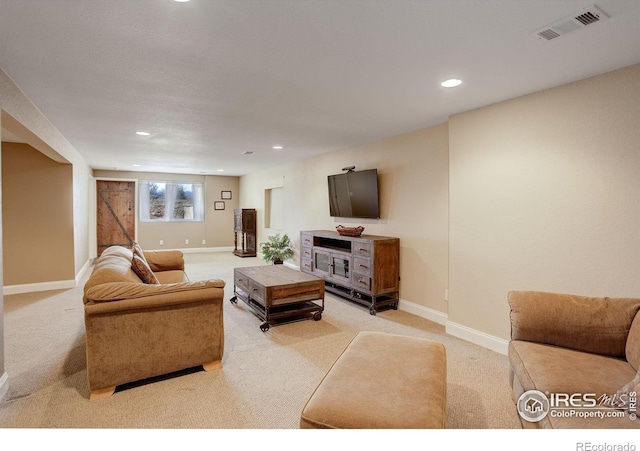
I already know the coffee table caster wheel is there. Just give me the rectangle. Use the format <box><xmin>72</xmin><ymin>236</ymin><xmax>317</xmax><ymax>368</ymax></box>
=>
<box><xmin>392</xmin><ymin>303</ymin><xmax>398</xmax><ymax>310</ymax></box>
<box><xmin>260</xmin><ymin>322</ymin><xmax>270</xmax><ymax>332</ymax></box>
<box><xmin>230</xmin><ymin>296</ymin><xmax>237</xmax><ymax>304</ymax></box>
<box><xmin>369</xmin><ymin>307</ymin><xmax>377</xmax><ymax>316</ymax></box>
<box><xmin>313</xmin><ymin>312</ymin><xmax>322</xmax><ymax>321</ymax></box>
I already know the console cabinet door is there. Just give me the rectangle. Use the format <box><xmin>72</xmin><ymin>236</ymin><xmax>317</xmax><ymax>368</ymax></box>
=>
<box><xmin>313</xmin><ymin>249</ymin><xmax>332</xmax><ymax>277</ymax></box>
<box><xmin>330</xmin><ymin>254</ymin><xmax>351</xmax><ymax>284</ymax></box>
<box><xmin>313</xmin><ymin>248</ymin><xmax>351</xmax><ymax>285</ymax></box>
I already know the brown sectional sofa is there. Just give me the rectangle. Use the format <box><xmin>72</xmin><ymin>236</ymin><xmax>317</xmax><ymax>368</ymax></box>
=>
<box><xmin>83</xmin><ymin>245</ymin><xmax>226</xmax><ymax>400</ymax></box>
<box><xmin>508</xmin><ymin>291</ymin><xmax>640</xmax><ymax>428</ymax></box>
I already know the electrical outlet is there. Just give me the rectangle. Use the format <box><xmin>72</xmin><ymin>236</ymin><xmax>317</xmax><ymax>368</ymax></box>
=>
<box><xmin>159</xmin><ymin>240</ymin><xmax>164</xmax><ymax>246</ymax></box>
<box><xmin>202</xmin><ymin>239</ymin><xmax>206</xmax><ymax>245</ymax></box>
<box><xmin>185</xmin><ymin>239</ymin><xmax>189</xmax><ymax>245</ymax></box>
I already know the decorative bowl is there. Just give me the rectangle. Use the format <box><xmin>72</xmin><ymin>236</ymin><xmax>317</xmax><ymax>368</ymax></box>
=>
<box><xmin>336</xmin><ymin>225</ymin><xmax>365</xmax><ymax>237</ymax></box>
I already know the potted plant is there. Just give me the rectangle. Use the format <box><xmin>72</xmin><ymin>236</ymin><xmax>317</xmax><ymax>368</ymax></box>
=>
<box><xmin>260</xmin><ymin>233</ymin><xmax>294</xmax><ymax>264</ymax></box>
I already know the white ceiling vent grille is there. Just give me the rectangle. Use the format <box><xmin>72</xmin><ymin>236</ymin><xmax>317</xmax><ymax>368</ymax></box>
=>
<box><xmin>531</xmin><ymin>5</ymin><xmax>609</xmax><ymax>41</ymax></box>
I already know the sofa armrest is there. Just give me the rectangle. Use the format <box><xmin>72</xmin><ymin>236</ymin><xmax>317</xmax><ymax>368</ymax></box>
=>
<box><xmin>84</xmin><ymin>285</ymin><xmax>224</xmax><ymax>317</ymax></box>
<box><xmin>143</xmin><ymin>250</ymin><xmax>185</xmax><ymax>272</ymax></box>
<box><xmin>508</xmin><ymin>291</ymin><xmax>640</xmax><ymax>358</ymax></box>
<box><xmin>84</xmin><ymin>279</ymin><xmax>225</xmax><ymax>307</ymax></box>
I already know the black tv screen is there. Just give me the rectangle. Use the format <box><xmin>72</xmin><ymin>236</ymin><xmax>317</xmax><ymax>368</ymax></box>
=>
<box><xmin>328</xmin><ymin>169</ymin><xmax>380</xmax><ymax>219</ymax></box>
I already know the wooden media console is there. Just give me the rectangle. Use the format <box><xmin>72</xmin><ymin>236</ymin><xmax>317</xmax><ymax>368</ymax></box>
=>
<box><xmin>300</xmin><ymin>230</ymin><xmax>400</xmax><ymax>315</ymax></box>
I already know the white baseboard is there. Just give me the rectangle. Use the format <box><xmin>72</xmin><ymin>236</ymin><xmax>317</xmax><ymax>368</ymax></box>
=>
<box><xmin>234</xmin><ymin>262</ymin><xmax>509</xmax><ymax>356</ymax></box>
<box><xmin>75</xmin><ymin>258</ymin><xmax>93</xmax><ymax>284</ymax></box>
<box><xmin>395</xmin><ymin>300</ymin><xmax>508</xmax><ymax>355</ymax></box>
<box><xmin>2</xmin><ymin>258</ymin><xmax>93</xmax><ymax>296</ymax></box>
<box><xmin>0</xmin><ymin>372</ymin><xmax>8</xmax><ymax>401</ymax></box>
<box><xmin>398</xmin><ymin>298</ymin><xmax>448</xmax><ymax>326</ymax></box>
<box><xmin>148</xmin><ymin>246</ymin><xmax>235</xmax><ymax>254</ymax></box>
<box><xmin>3</xmin><ymin>279</ymin><xmax>77</xmax><ymax>296</ymax></box>
<box><xmin>446</xmin><ymin>321</ymin><xmax>509</xmax><ymax>355</ymax></box>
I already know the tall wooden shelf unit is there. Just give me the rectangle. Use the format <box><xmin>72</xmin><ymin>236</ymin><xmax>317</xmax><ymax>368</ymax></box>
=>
<box><xmin>233</xmin><ymin>208</ymin><xmax>257</xmax><ymax>257</ymax></box>
<box><xmin>300</xmin><ymin>230</ymin><xmax>400</xmax><ymax>315</ymax></box>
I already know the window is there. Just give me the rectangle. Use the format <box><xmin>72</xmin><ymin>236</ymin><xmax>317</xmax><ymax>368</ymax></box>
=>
<box><xmin>139</xmin><ymin>181</ymin><xmax>205</xmax><ymax>222</ymax></box>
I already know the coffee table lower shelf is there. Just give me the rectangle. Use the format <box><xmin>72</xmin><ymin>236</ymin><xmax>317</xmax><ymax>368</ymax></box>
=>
<box><xmin>230</xmin><ymin>289</ymin><xmax>323</xmax><ymax>332</ymax></box>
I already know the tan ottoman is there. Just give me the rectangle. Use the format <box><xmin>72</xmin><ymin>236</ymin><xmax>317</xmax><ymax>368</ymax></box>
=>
<box><xmin>300</xmin><ymin>331</ymin><xmax>447</xmax><ymax>429</ymax></box>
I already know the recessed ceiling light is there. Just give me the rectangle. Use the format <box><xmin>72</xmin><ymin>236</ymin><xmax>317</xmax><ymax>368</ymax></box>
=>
<box><xmin>173</xmin><ymin>0</ymin><xmax>191</xmax><ymax>2</ymax></box>
<box><xmin>135</xmin><ymin>131</ymin><xmax>151</xmax><ymax>136</ymax></box>
<box><xmin>217</xmin><ymin>169</ymin><xmax>224</xmax><ymax>172</ymax></box>
<box><xmin>441</xmin><ymin>79</ymin><xmax>462</xmax><ymax>88</ymax></box>
<box><xmin>132</xmin><ymin>164</ymin><xmax>141</xmax><ymax>167</ymax></box>
<box><xmin>272</xmin><ymin>145</ymin><xmax>283</xmax><ymax>150</ymax></box>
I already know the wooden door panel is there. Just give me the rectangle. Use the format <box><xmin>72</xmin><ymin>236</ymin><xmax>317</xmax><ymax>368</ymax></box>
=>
<box><xmin>97</xmin><ymin>180</ymin><xmax>135</xmax><ymax>255</ymax></box>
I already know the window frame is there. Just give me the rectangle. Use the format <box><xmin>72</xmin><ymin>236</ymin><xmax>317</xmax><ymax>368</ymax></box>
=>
<box><xmin>139</xmin><ymin>180</ymin><xmax>205</xmax><ymax>223</ymax></box>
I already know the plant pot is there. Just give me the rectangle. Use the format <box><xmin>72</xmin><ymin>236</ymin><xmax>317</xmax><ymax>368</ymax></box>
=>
<box><xmin>273</xmin><ymin>259</ymin><xmax>284</xmax><ymax>265</ymax></box>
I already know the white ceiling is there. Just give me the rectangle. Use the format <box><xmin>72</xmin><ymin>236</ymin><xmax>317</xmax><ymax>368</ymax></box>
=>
<box><xmin>1</xmin><ymin>0</ymin><xmax>640</xmax><ymax>176</ymax></box>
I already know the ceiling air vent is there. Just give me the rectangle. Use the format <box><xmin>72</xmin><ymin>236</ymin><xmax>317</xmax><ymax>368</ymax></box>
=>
<box><xmin>531</xmin><ymin>4</ymin><xmax>609</xmax><ymax>41</ymax></box>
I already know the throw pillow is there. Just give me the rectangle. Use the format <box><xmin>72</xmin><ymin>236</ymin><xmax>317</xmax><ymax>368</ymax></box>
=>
<box><xmin>132</xmin><ymin>241</ymin><xmax>146</xmax><ymax>260</ymax></box>
<box><xmin>131</xmin><ymin>254</ymin><xmax>160</xmax><ymax>284</ymax></box>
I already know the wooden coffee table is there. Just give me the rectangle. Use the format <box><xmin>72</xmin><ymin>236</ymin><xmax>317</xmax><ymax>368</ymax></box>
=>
<box><xmin>230</xmin><ymin>265</ymin><xmax>325</xmax><ymax>331</ymax></box>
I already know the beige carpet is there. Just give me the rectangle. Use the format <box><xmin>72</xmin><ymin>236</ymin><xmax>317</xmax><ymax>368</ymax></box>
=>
<box><xmin>0</xmin><ymin>251</ymin><xmax>521</xmax><ymax>429</ymax></box>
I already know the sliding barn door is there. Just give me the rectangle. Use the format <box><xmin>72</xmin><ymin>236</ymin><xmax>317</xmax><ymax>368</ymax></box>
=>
<box><xmin>96</xmin><ymin>180</ymin><xmax>135</xmax><ymax>255</ymax></box>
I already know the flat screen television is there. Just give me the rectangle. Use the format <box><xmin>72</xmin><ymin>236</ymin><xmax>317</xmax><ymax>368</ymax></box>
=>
<box><xmin>328</xmin><ymin>169</ymin><xmax>380</xmax><ymax>219</ymax></box>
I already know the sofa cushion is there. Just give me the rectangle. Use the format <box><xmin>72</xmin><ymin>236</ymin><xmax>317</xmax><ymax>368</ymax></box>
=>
<box><xmin>131</xmin><ymin>254</ymin><xmax>160</xmax><ymax>284</ymax></box>
<box><xmin>509</xmin><ymin>340</ymin><xmax>639</xmax><ymax>429</ymax></box>
<box><xmin>156</xmin><ymin>270</ymin><xmax>189</xmax><ymax>284</ymax></box>
<box><xmin>509</xmin><ymin>291</ymin><xmax>640</xmax><ymax>358</ymax></box>
<box><xmin>83</xmin><ymin>247</ymin><xmax>141</xmax><ymax>298</ymax></box>
<box><xmin>509</xmin><ymin>341</ymin><xmax>636</xmax><ymax>398</ymax></box>
<box><xmin>143</xmin><ymin>250</ymin><xmax>185</xmax><ymax>272</ymax></box>
<box><xmin>626</xmin><ymin>312</ymin><xmax>640</xmax><ymax>372</ymax></box>
<box><xmin>102</xmin><ymin>245</ymin><xmax>134</xmax><ymax>261</ymax></box>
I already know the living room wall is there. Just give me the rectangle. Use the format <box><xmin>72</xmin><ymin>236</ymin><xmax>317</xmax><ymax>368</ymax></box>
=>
<box><xmin>0</xmin><ymin>115</ymin><xmax>4</xmax><ymax>396</ymax></box>
<box><xmin>448</xmin><ymin>63</ymin><xmax>640</xmax><ymax>344</ymax></box>
<box><xmin>240</xmin><ymin>63</ymin><xmax>640</xmax><ymax>353</ymax></box>
<box><xmin>93</xmin><ymin>170</ymin><xmax>240</xmax><ymax>252</ymax></box>
<box><xmin>2</xmin><ymin>143</ymin><xmax>75</xmax><ymax>286</ymax></box>
<box><xmin>240</xmin><ymin>123</ymin><xmax>450</xmax><ymax>321</ymax></box>
<box><xmin>1</xmin><ymin>67</ymin><xmax>92</xmax><ymax>400</ymax></box>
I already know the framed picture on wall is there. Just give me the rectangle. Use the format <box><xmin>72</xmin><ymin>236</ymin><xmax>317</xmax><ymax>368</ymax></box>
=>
<box><xmin>214</xmin><ymin>201</ymin><xmax>225</xmax><ymax>210</ymax></box>
<box><xmin>221</xmin><ymin>190</ymin><xmax>232</xmax><ymax>200</ymax></box>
